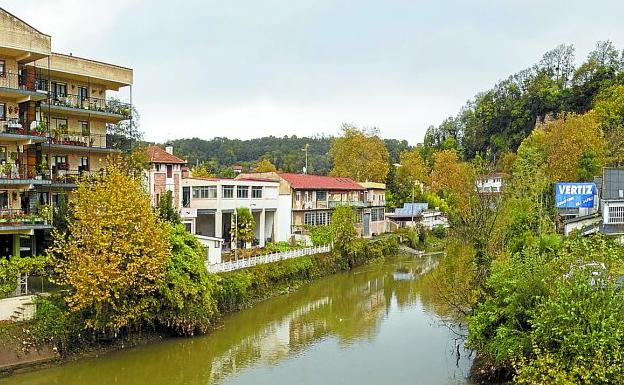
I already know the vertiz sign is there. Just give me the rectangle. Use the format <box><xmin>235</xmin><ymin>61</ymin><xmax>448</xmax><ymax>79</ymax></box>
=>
<box><xmin>555</xmin><ymin>182</ymin><xmax>596</xmax><ymax>208</ymax></box>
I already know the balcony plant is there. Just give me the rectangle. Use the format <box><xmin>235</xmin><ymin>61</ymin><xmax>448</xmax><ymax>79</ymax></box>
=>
<box><xmin>57</xmin><ymin>162</ymin><xmax>70</xmax><ymax>171</ymax></box>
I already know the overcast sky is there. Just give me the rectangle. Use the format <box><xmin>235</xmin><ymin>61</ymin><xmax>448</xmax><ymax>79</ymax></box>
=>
<box><xmin>5</xmin><ymin>0</ymin><xmax>624</xmax><ymax>144</ymax></box>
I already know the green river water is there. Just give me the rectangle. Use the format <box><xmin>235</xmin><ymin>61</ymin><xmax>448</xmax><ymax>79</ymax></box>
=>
<box><xmin>0</xmin><ymin>255</ymin><xmax>473</xmax><ymax>385</ymax></box>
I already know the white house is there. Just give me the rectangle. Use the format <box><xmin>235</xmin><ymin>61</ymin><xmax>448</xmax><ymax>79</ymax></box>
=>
<box><xmin>180</xmin><ymin>177</ymin><xmax>282</xmax><ymax>247</ymax></box>
<box><xmin>476</xmin><ymin>172</ymin><xmax>506</xmax><ymax>194</ymax></box>
<box><xmin>600</xmin><ymin>168</ymin><xmax>624</xmax><ymax>242</ymax></box>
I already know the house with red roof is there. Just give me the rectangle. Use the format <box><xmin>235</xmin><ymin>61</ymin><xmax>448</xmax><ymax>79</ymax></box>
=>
<box><xmin>146</xmin><ymin>145</ymin><xmax>186</xmax><ymax>209</ymax></box>
<box><xmin>236</xmin><ymin>172</ymin><xmax>387</xmax><ymax>240</ymax></box>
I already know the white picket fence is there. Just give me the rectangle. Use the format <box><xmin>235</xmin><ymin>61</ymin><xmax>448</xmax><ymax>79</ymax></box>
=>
<box><xmin>206</xmin><ymin>244</ymin><xmax>331</xmax><ymax>273</ymax></box>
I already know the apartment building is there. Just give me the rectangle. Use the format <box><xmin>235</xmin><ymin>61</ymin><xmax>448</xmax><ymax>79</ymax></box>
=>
<box><xmin>180</xmin><ymin>177</ymin><xmax>281</xmax><ymax>247</ymax></box>
<box><xmin>0</xmin><ymin>8</ymin><xmax>132</xmax><ymax>259</ymax></box>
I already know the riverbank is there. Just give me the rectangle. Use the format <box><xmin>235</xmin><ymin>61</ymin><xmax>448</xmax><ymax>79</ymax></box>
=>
<box><xmin>0</xmin><ymin>236</ymin><xmax>399</xmax><ymax>376</ymax></box>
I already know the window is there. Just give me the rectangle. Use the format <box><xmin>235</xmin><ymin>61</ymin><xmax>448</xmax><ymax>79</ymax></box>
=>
<box><xmin>80</xmin><ymin>121</ymin><xmax>89</xmax><ymax>136</ymax></box>
<box><xmin>0</xmin><ymin>191</ymin><xmax>7</xmax><ymax>209</ymax></box>
<box><xmin>252</xmin><ymin>186</ymin><xmax>263</xmax><ymax>199</ymax></box>
<box><xmin>316</xmin><ymin>211</ymin><xmax>328</xmax><ymax>225</ymax></box>
<box><xmin>0</xmin><ymin>147</ymin><xmax>6</xmax><ymax>163</ymax></box>
<box><xmin>0</xmin><ymin>60</ymin><xmax>4</xmax><ymax>77</ymax></box>
<box><xmin>52</xmin><ymin>82</ymin><xmax>67</xmax><ymax>98</ymax></box>
<box><xmin>78</xmin><ymin>156</ymin><xmax>89</xmax><ymax>171</ymax></box>
<box><xmin>182</xmin><ymin>186</ymin><xmax>190</xmax><ymax>207</ymax></box>
<box><xmin>78</xmin><ymin>86</ymin><xmax>89</xmax><ymax>101</ymax></box>
<box><xmin>184</xmin><ymin>222</ymin><xmax>192</xmax><ymax>233</ymax></box>
<box><xmin>0</xmin><ymin>104</ymin><xmax>5</xmax><ymax>120</ymax></box>
<box><xmin>316</xmin><ymin>191</ymin><xmax>327</xmax><ymax>201</ymax></box>
<box><xmin>51</xmin><ymin>117</ymin><xmax>68</xmax><ymax>131</ymax></box>
<box><xmin>237</xmin><ymin>186</ymin><xmax>249</xmax><ymax>198</ymax></box>
<box><xmin>296</xmin><ymin>191</ymin><xmax>302</xmax><ymax>202</ymax></box>
<box><xmin>371</xmin><ymin>207</ymin><xmax>384</xmax><ymax>221</ymax></box>
<box><xmin>222</xmin><ymin>185</ymin><xmax>234</xmax><ymax>199</ymax></box>
<box><xmin>51</xmin><ymin>155</ymin><xmax>67</xmax><ymax>167</ymax></box>
<box><xmin>193</xmin><ymin>186</ymin><xmax>217</xmax><ymax>199</ymax></box>
<box><xmin>166</xmin><ymin>164</ymin><xmax>173</xmax><ymax>178</ymax></box>
<box><xmin>609</xmin><ymin>206</ymin><xmax>624</xmax><ymax>224</ymax></box>
<box><xmin>304</xmin><ymin>212</ymin><xmax>315</xmax><ymax>226</ymax></box>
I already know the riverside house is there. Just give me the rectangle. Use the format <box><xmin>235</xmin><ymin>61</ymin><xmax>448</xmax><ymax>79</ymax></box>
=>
<box><xmin>145</xmin><ymin>145</ymin><xmax>185</xmax><ymax>209</ymax></box>
<box><xmin>0</xmin><ymin>8</ymin><xmax>132</xmax><ymax>266</ymax></box>
<box><xmin>236</xmin><ymin>172</ymin><xmax>387</xmax><ymax>240</ymax></box>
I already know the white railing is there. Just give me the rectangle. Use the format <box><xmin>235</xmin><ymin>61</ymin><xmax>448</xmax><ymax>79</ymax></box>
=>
<box><xmin>206</xmin><ymin>244</ymin><xmax>331</xmax><ymax>273</ymax></box>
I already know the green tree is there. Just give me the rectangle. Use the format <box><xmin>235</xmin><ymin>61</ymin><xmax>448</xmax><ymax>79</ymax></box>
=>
<box><xmin>329</xmin><ymin>205</ymin><xmax>358</xmax><ymax>253</ymax></box>
<box><xmin>48</xmin><ymin>164</ymin><xmax>171</xmax><ymax>332</ymax></box>
<box><xmin>157</xmin><ymin>190</ymin><xmax>181</xmax><ymax>224</ymax></box>
<box><xmin>156</xmin><ymin>225</ymin><xmax>218</xmax><ymax>335</ymax></box>
<box><xmin>330</xmin><ymin>124</ymin><xmax>389</xmax><ymax>182</ymax></box>
<box><xmin>232</xmin><ymin>207</ymin><xmax>256</xmax><ymax>245</ymax></box>
<box><xmin>255</xmin><ymin>158</ymin><xmax>277</xmax><ymax>172</ymax></box>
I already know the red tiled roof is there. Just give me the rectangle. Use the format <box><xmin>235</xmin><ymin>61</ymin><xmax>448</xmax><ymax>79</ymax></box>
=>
<box><xmin>147</xmin><ymin>145</ymin><xmax>186</xmax><ymax>164</ymax></box>
<box><xmin>279</xmin><ymin>173</ymin><xmax>363</xmax><ymax>190</ymax></box>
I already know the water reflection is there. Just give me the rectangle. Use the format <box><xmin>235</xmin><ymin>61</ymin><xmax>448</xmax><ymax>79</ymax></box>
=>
<box><xmin>1</xmin><ymin>255</ymin><xmax>472</xmax><ymax>385</ymax></box>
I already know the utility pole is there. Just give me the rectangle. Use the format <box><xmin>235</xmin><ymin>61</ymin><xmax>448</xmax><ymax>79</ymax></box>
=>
<box><xmin>302</xmin><ymin>144</ymin><xmax>309</xmax><ymax>174</ymax></box>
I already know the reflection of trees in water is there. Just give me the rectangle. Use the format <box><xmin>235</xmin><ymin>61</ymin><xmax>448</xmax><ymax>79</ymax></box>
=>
<box><xmin>6</xmin><ymin>256</ymin><xmax>449</xmax><ymax>385</ymax></box>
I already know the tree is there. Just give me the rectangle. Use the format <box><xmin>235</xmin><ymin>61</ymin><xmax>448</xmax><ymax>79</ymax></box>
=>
<box><xmin>329</xmin><ymin>205</ymin><xmax>358</xmax><ymax>253</ymax></box>
<box><xmin>430</xmin><ymin>149</ymin><xmax>476</xmax><ymax>214</ymax></box>
<box><xmin>231</xmin><ymin>207</ymin><xmax>256</xmax><ymax>245</ymax></box>
<box><xmin>48</xmin><ymin>164</ymin><xmax>171</xmax><ymax>332</ymax></box>
<box><xmin>190</xmin><ymin>162</ymin><xmax>214</xmax><ymax>178</ymax></box>
<box><xmin>329</xmin><ymin>124</ymin><xmax>389</xmax><ymax>182</ymax></box>
<box><xmin>107</xmin><ymin>98</ymin><xmax>142</xmax><ymax>151</ymax></box>
<box><xmin>255</xmin><ymin>158</ymin><xmax>277</xmax><ymax>172</ymax></box>
<box><xmin>156</xmin><ymin>225</ymin><xmax>218</xmax><ymax>335</ymax></box>
<box><xmin>157</xmin><ymin>190</ymin><xmax>181</xmax><ymax>224</ymax></box>
<box><xmin>394</xmin><ymin>148</ymin><xmax>429</xmax><ymax>206</ymax></box>
<box><xmin>540</xmin><ymin>113</ymin><xmax>607</xmax><ymax>182</ymax></box>
<box><xmin>594</xmin><ymin>84</ymin><xmax>624</xmax><ymax>166</ymax></box>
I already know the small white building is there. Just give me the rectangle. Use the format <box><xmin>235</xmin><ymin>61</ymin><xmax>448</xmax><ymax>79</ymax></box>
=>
<box><xmin>180</xmin><ymin>177</ymin><xmax>282</xmax><ymax>247</ymax></box>
<box><xmin>600</xmin><ymin>168</ymin><xmax>624</xmax><ymax>242</ymax></box>
<box><xmin>476</xmin><ymin>172</ymin><xmax>506</xmax><ymax>194</ymax></box>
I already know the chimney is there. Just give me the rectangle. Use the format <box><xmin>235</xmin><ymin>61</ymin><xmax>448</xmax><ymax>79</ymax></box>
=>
<box><xmin>165</xmin><ymin>146</ymin><xmax>173</xmax><ymax>154</ymax></box>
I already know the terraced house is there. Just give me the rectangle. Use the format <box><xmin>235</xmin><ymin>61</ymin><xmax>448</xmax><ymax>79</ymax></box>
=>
<box><xmin>0</xmin><ymin>8</ymin><xmax>132</xmax><ymax>263</ymax></box>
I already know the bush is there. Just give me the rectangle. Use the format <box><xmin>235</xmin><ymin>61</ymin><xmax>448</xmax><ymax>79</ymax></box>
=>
<box><xmin>156</xmin><ymin>225</ymin><xmax>219</xmax><ymax>335</ymax></box>
<box><xmin>468</xmin><ymin>234</ymin><xmax>624</xmax><ymax>382</ymax></box>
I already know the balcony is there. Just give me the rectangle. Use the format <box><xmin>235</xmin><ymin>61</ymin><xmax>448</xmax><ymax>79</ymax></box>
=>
<box><xmin>48</xmin><ymin>168</ymin><xmax>95</xmax><ymax>187</ymax></box>
<box><xmin>0</xmin><ymin>72</ymin><xmax>48</xmax><ymax>102</ymax></box>
<box><xmin>0</xmin><ymin>208</ymin><xmax>52</xmax><ymax>232</ymax></box>
<box><xmin>0</xmin><ymin>119</ymin><xmax>49</xmax><ymax>143</ymax></box>
<box><xmin>47</xmin><ymin>130</ymin><xmax>115</xmax><ymax>152</ymax></box>
<box><xmin>328</xmin><ymin>200</ymin><xmax>366</xmax><ymax>209</ymax></box>
<box><xmin>0</xmin><ymin>163</ymin><xmax>50</xmax><ymax>186</ymax></box>
<box><xmin>43</xmin><ymin>93</ymin><xmax>132</xmax><ymax>122</ymax></box>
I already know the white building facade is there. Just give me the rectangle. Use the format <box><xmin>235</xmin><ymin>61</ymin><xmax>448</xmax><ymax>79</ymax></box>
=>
<box><xmin>180</xmin><ymin>177</ymin><xmax>282</xmax><ymax>247</ymax></box>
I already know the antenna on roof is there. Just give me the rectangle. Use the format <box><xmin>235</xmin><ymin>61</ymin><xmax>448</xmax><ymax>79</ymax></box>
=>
<box><xmin>301</xmin><ymin>143</ymin><xmax>309</xmax><ymax>174</ymax></box>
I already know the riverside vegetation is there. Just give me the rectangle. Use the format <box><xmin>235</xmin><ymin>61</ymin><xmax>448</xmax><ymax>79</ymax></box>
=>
<box><xmin>0</xmin><ymin>160</ymin><xmax>398</xmax><ymax>364</ymax></box>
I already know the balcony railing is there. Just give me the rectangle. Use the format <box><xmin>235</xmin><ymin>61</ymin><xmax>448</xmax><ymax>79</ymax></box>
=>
<box><xmin>48</xmin><ymin>168</ymin><xmax>94</xmax><ymax>184</ymax></box>
<box><xmin>328</xmin><ymin>200</ymin><xmax>366</xmax><ymax>208</ymax></box>
<box><xmin>0</xmin><ymin>208</ymin><xmax>48</xmax><ymax>227</ymax></box>
<box><xmin>47</xmin><ymin>93</ymin><xmax>132</xmax><ymax>118</ymax></box>
<box><xmin>0</xmin><ymin>118</ymin><xmax>48</xmax><ymax>137</ymax></box>
<box><xmin>0</xmin><ymin>72</ymin><xmax>39</xmax><ymax>92</ymax></box>
<box><xmin>49</xmin><ymin>130</ymin><xmax>110</xmax><ymax>149</ymax></box>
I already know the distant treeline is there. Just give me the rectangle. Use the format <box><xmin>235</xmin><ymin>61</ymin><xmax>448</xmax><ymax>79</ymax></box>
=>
<box><xmin>164</xmin><ymin>135</ymin><xmax>411</xmax><ymax>176</ymax></box>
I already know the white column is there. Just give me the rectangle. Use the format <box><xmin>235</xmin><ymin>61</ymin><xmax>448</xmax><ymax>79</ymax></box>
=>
<box><xmin>215</xmin><ymin>210</ymin><xmax>223</xmax><ymax>238</ymax></box>
<box><xmin>259</xmin><ymin>209</ymin><xmax>266</xmax><ymax>247</ymax></box>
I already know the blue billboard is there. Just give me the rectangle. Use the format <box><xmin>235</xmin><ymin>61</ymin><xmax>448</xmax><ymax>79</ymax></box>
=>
<box><xmin>555</xmin><ymin>182</ymin><xmax>596</xmax><ymax>208</ymax></box>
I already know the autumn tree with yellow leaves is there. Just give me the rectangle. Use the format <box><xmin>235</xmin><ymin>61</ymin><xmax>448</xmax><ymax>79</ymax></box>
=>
<box><xmin>330</xmin><ymin>124</ymin><xmax>389</xmax><ymax>183</ymax></box>
<box><xmin>255</xmin><ymin>158</ymin><xmax>277</xmax><ymax>172</ymax></box>
<box><xmin>430</xmin><ymin>149</ymin><xmax>476</xmax><ymax>214</ymax></box>
<box><xmin>49</xmin><ymin>164</ymin><xmax>171</xmax><ymax>333</ymax></box>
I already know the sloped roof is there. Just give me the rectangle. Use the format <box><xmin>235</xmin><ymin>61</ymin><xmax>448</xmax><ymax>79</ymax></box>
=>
<box><xmin>279</xmin><ymin>173</ymin><xmax>363</xmax><ymax>190</ymax></box>
<box><xmin>147</xmin><ymin>145</ymin><xmax>186</xmax><ymax>164</ymax></box>
<box><xmin>602</xmin><ymin>168</ymin><xmax>624</xmax><ymax>200</ymax></box>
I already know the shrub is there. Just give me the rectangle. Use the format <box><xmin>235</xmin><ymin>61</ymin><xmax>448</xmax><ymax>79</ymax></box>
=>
<box><xmin>155</xmin><ymin>225</ymin><xmax>219</xmax><ymax>336</ymax></box>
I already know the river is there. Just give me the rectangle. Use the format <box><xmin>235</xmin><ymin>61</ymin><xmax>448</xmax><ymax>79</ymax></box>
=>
<box><xmin>0</xmin><ymin>255</ymin><xmax>473</xmax><ymax>385</ymax></box>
